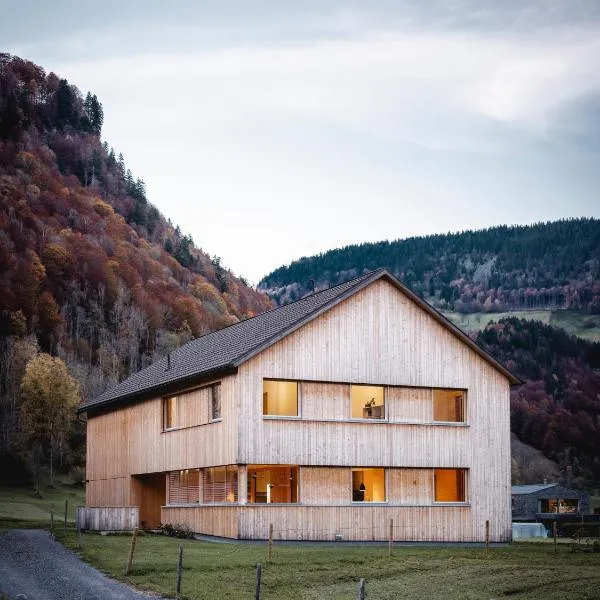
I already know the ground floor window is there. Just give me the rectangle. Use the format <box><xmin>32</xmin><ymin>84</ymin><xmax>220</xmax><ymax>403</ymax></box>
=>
<box><xmin>247</xmin><ymin>465</ymin><xmax>299</xmax><ymax>503</ymax></box>
<box><xmin>539</xmin><ymin>498</ymin><xmax>579</xmax><ymax>514</ymax></box>
<box><xmin>352</xmin><ymin>468</ymin><xmax>385</xmax><ymax>502</ymax></box>
<box><xmin>434</xmin><ymin>468</ymin><xmax>467</xmax><ymax>502</ymax></box>
<box><xmin>167</xmin><ymin>469</ymin><xmax>200</xmax><ymax>504</ymax></box>
<box><xmin>203</xmin><ymin>466</ymin><xmax>238</xmax><ymax>503</ymax></box>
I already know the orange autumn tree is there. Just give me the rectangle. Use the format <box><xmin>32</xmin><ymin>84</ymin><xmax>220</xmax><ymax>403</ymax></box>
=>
<box><xmin>20</xmin><ymin>354</ymin><xmax>80</xmax><ymax>492</ymax></box>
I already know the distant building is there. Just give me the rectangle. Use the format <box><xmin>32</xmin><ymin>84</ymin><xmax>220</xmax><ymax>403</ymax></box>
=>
<box><xmin>512</xmin><ymin>483</ymin><xmax>589</xmax><ymax>523</ymax></box>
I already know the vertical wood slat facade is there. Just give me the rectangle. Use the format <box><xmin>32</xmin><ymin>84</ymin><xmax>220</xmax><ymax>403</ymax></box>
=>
<box><xmin>85</xmin><ymin>277</ymin><xmax>512</xmax><ymax>542</ymax></box>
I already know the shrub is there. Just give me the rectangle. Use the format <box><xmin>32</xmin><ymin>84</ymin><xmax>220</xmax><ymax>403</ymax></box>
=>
<box><xmin>159</xmin><ymin>522</ymin><xmax>194</xmax><ymax>539</ymax></box>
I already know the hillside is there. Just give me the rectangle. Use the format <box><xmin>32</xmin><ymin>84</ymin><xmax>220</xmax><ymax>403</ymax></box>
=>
<box><xmin>260</xmin><ymin>220</ymin><xmax>600</xmax><ymax>321</ymax></box>
<box><xmin>0</xmin><ymin>54</ymin><xmax>271</xmax><ymax>481</ymax></box>
<box><xmin>477</xmin><ymin>318</ymin><xmax>600</xmax><ymax>488</ymax></box>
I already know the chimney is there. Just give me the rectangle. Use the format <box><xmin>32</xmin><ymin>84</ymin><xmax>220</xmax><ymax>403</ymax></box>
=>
<box><xmin>166</xmin><ymin>353</ymin><xmax>171</xmax><ymax>371</ymax></box>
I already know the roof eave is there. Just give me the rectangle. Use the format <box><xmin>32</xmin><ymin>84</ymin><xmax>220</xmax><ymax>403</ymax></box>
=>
<box><xmin>77</xmin><ymin>365</ymin><xmax>237</xmax><ymax>416</ymax></box>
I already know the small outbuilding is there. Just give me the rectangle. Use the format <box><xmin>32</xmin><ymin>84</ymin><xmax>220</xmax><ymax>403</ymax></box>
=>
<box><xmin>512</xmin><ymin>483</ymin><xmax>589</xmax><ymax>523</ymax></box>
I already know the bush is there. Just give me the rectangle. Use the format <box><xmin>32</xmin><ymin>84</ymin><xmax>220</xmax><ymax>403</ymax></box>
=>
<box><xmin>159</xmin><ymin>522</ymin><xmax>194</xmax><ymax>539</ymax></box>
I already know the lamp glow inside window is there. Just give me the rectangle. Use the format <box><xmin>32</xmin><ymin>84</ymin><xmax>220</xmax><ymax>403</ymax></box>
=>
<box><xmin>351</xmin><ymin>385</ymin><xmax>385</xmax><ymax>419</ymax></box>
<box><xmin>263</xmin><ymin>380</ymin><xmax>298</xmax><ymax>416</ymax></box>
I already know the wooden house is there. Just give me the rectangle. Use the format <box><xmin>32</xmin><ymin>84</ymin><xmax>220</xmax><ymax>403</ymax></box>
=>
<box><xmin>78</xmin><ymin>269</ymin><xmax>519</xmax><ymax>541</ymax></box>
<box><xmin>512</xmin><ymin>483</ymin><xmax>589</xmax><ymax>523</ymax></box>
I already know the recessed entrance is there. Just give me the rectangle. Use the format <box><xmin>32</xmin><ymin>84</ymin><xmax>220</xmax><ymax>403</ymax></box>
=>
<box><xmin>131</xmin><ymin>473</ymin><xmax>166</xmax><ymax>529</ymax></box>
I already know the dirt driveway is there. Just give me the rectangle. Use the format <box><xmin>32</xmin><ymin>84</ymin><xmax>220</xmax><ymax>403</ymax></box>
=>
<box><xmin>0</xmin><ymin>529</ymin><xmax>161</xmax><ymax>600</ymax></box>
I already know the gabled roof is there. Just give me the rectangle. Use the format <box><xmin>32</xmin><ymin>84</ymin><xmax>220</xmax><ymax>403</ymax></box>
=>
<box><xmin>512</xmin><ymin>484</ymin><xmax>558</xmax><ymax>495</ymax></box>
<box><xmin>79</xmin><ymin>268</ymin><xmax>520</xmax><ymax>414</ymax></box>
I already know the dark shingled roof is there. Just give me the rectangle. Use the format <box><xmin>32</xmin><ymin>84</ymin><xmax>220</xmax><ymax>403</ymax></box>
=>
<box><xmin>512</xmin><ymin>484</ymin><xmax>558</xmax><ymax>495</ymax></box>
<box><xmin>79</xmin><ymin>268</ymin><xmax>520</xmax><ymax>414</ymax></box>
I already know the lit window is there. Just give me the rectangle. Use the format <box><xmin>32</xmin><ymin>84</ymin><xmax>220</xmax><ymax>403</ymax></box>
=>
<box><xmin>163</xmin><ymin>396</ymin><xmax>177</xmax><ymax>429</ymax></box>
<box><xmin>433</xmin><ymin>389</ymin><xmax>465</xmax><ymax>422</ymax></box>
<box><xmin>210</xmin><ymin>384</ymin><xmax>221</xmax><ymax>421</ymax></box>
<box><xmin>203</xmin><ymin>466</ymin><xmax>238</xmax><ymax>503</ymax></box>
<box><xmin>351</xmin><ymin>385</ymin><xmax>385</xmax><ymax>419</ymax></box>
<box><xmin>247</xmin><ymin>466</ymin><xmax>299</xmax><ymax>503</ymax></box>
<box><xmin>263</xmin><ymin>380</ymin><xmax>298</xmax><ymax>416</ymax></box>
<box><xmin>434</xmin><ymin>469</ymin><xmax>466</xmax><ymax>502</ymax></box>
<box><xmin>351</xmin><ymin>468</ymin><xmax>385</xmax><ymax>502</ymax></box>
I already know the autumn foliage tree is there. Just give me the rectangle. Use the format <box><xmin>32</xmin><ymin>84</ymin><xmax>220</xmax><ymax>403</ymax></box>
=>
<box><xmin>20</xmin><ymin>354</ymin><xmax>80</xmax><ymax>491</ymax></box>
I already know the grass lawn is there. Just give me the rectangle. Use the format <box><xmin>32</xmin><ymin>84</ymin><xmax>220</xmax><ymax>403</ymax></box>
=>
<box><xmin>0</xmin><ymin>481</ymin><xmax>85</xmax><ymax>529</ymax></box>
<box><xmin>442</xmin><ymin>309</ymin><xmax>600</xmax><ymax>342</ymax></box>
<box><xmin>52</xmin><ymin>531</ymin><xmax>600</xmax><ymax>600</ymax></box>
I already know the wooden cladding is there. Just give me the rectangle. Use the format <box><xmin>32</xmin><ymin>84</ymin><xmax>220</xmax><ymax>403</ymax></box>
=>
<box><xmin>162</xmin><ymin>383</ymin><xmax>221</xmax><ymax>431</ymax></box>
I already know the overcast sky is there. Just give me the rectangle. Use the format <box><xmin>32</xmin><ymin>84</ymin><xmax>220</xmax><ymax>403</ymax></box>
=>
<box><xmin>4</xmin><ymin>1</ymin><xmax>600</xmax><ymax>284</ymax></box>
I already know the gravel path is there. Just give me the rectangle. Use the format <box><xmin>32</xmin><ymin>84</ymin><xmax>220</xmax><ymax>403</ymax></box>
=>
<box><xmin>0</xmin><ymin>529</ymin><xmax>162</xmax><ymax>600</ymax></box>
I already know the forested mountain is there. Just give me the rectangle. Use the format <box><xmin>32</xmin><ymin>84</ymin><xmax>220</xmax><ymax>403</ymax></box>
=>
<box><xmin>260</xmin><ymin>220</ymin><xmax>600</xmax><ymax>314</ymax></box>
<box><xmin>0</xmin><ymin>54</ymin><xmax>271</xmax><ymax>482</ymax></box>
<box><xmin>260</xmin><ymin>223</ymin><xmax>600</xmax><ymax>489</ymax></box>
<box><xmin>477</xmin><ymin>318</ymin><xmax>600</xmax><ymax>488</ymax></box>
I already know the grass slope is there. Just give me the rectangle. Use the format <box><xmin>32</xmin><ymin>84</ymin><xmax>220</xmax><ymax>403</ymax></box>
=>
<box><xmin>442</xmin><ymin>310</ymin><xmax>600</xmax><ymax>342</ymax></box>
<box><xmin>54</xmin><ymin>532</ymin><xmax>600</xmax><ymax>600</ymax></box>
<box><xmin>0</xmin><ymin>482</ymin><xmax>85</xmax><ymax>529</ymax></box>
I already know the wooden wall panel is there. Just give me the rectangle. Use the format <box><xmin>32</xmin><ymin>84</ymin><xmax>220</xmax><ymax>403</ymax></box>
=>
<box><xmin>301</xmin><ymin>382</ymin><xmax>348</xmax><ymax>420</ymax></box>
<box><xmin>161</xmin><ymin>506</ymin><xmax>239</xmax><ymax>539</ymax></box>
<box><xmin>235</xmin><ymin>278</ymin><xmax>512</xmax><ymax>543</ymax></box>
<box><xmin>86</xmin><ymin>376</ymin><xmax>237</xmax><ymax>499</ymax></box>
<box><xmin>387</xmin><ymin>387</ymin><xmax>432</xmax><ymax>423</ymax></box>
<box><xmin>300</xmin><ymin>467</ymin><xmax>350</xmax><ymax>504</ymax></box>
<box><xmin>387</xmin><ymin>468</ymin><xmax>433</xmax><ymax>504</ymax></box>
<box><xmin>86</xmin><ymin>477</ymin><xmax>130</xmax><ymax>506</ymax></box>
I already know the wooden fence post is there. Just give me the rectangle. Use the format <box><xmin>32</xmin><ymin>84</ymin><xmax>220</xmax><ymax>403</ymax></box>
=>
<box><xmin>553</xmin><ymin>521</ymin><xmax>557</xmax><ymax>554</ymax></box>
<box><xmin>125</xmin><ymin>528</ymin><xmax>139</xmax><ymax>575</ymax></box>
<box><xmin>64</xmin><ymin>499</ymin><xmax>68</xmax><ymax>533</ymax></box>
<box><xmin>50</xmin><ymin>502</ymin><xmax>54</xmax><ymax>532</ymax></box>
<box><xmin>358</xmin><ymin>578</ymin><xmax>366</xmax><ymax>600</ymax></box>
<box><xmin>389</xmin><ymin>518</ymin><xmax>393</xmax><ymax>557</ymax></box>
<box><xmin>176</xmin><ymin>544</ymin><xmax>183</xmax><ymax>599</ymax></box>
<box><xmin>268</xmin><ymin>523</ymin><xmax>273</xmax><ymax>561</ymax></box>
<box><xmin>255</xmin><ymin>563</ymin><xmax>262</xmax><ymax>600</ymax></box>
<box><xmin>485</xmin><ymin>520</ymin><xmax>490</xmax><ymax>555</ymax></box>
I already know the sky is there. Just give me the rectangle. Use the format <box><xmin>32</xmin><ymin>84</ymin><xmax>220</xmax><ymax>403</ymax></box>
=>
<box><xmin>3</xmin><ymin>1</ymin><xmax>600</xmax><ymax>284</ymax></box>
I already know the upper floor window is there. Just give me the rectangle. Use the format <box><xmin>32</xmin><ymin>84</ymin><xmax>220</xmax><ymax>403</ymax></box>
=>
<box><xmin>433</xmin><ymin>389</ymin><xmax>465</xmax><ymax>423</ymax></box>
<box><xmin>351</xmin><ymin>385</ymin><xmax>385</xmax><ymax>419</ymax></box>
<box><xmin>163</xmin><ymin>396</ymin><xmax>177</xmax><ymax>430</ymax></box>
<box><xmin>263</xmin><ymin>380</ymin><xmax>298</xmax><ymax>416</ymax></box>
<box><xmin>352</xmin><ymin>467</ymin><xmax>386</xmax><ymax>502</ymax></box>
<box><xmin>210</xmin><ymin>384</ymin><xmax>221</xmax><ymax>421</ymax></box>
<box><xmin>434</xmin><ymin>468</ymin><xmax>467</xmax><ymax>502</ymax></box>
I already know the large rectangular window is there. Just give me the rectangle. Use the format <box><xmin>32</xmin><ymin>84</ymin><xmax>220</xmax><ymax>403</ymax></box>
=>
<box><xmin>168</xmin><ymin>469</ymin><xmax>200</xmax><ymax>504</ymax></box>
<box><xmin>247</xmin><ymin>465</ymin><xmax>299</xmax><ymax>503</ymax></box>
<box><xmin>351</xmin><ymin>468</ymin><xmax>386</xmax><ymax>502</ymax></box>
<box><xmin>203</xmin><ymin>466</ymin><xmax>238</xmax><ymax>503</ymax></box>
<box><xmin>263</xmin><ymin>380</ymin><xmax>298</xmax><ymax>416</ymax></box>
<box><xmin>433</xmin><ymin>389</ymin><xmax>465</xmax><ymax>422</ymax></box>
<box><xmin>351</xmin><ymin>385</ymin><xmax>385</xmax><ymax>419</ymax></box>
<box><xmin>163</xmin><ymin>396</ymin><xmax>177</xmax><ymax>430</ymax></box>
<box><xmin>434</xmin><ymin>469</ymin><xmax>467</xmax><ymax>502</ymax></box>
